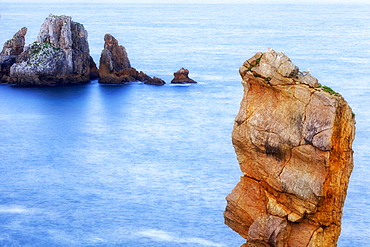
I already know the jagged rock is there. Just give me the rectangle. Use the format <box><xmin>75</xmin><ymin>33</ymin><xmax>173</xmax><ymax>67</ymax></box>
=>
<box><xmin>9</xmin><ymin>14</ymin><xmax>91</xmax><ymax>85</ymax></box>
<box><xmin>224</xmin><ymin>48</ymin><xmax>356</xmax><ymax>247</ymax></box>
<box><xmin>0</xmin><ymin>27</ymin><xmax>27</xmax><ymax>82</ymax></box>
<box><xmin>1</xmin><ymin>27</ymin><xmax>27</xmax><ymax>56</ymax></box>
<box><xmin>89</xmin><ymin>56</ymin><xmax>99</xmax><ymax>80</ymax></box>
<box><xmin>0</xmin><ymin>56</ymin><xmax>16</xmax><ymax>83</ymax></box>
<box><xmin>144</xmin><ymin>76</ymin><xmax>166</xmax><ymax>86</ymax></box>
<box><xmin>171</xmin><ymin>67</ymin><xmax>197</xmax><ymax>84</ymax></box>
<box><xmin>98</xmin><ymin>34</ymin><xmax>165</xmax><ymax>85</ymax></box>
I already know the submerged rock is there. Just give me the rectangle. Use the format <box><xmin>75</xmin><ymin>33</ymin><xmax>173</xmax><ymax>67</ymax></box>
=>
<box><xmin>0</xmin><ymin>27</ymin><xmax>27</xmax><ymax>82</ymax></box>
<box><xmin>171</xmin><ymin>67</ymin><xmax>197</xmax><ymax>84</ymax></box>
<box><xmin>9</xmin><ymin>14</ymin><xmax>92</xmax><ymax>85</ymax></box>
<box><xmin>224</xmin><ymin>48</ymin><xmax>355</xmax><ymax>247</ymax></box>
<box><xmin>98</xmin><ymin>34</ymin><xmax>165</xmax><ymax>85</ymax></box>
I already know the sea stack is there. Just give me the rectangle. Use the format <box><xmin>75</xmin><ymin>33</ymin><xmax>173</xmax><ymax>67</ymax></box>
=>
<box><xmin>9</xmin><ymin>14</ymin><xmax>92</xmax><ymax>85</ymax></box>
<box><xmin>98</xmin><ymin>34</ymin><xmax>165</xmax><ymax>85</ymax></box>
<box><xmin>171</xmin><ymin>67</ymin><xmax>197</xmax><ymax>84</ymax></box>
<box><xmin>0</xmin><ymin>27</ymin><xmax>27</xmax><ymax>83</ymax></box>
<box><xmin>224</xmin><ymin>48</ymin><xmax>355</xmax><ymax>247</ymax></box>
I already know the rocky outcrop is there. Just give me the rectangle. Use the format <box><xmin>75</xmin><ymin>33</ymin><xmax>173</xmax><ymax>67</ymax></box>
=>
<box><xmin>9</xmin><ymin>14</ymin><xmax>92</xmax><ymax>85</ymax></box>
<box><xmin>98</xmin><ymin>34</ymin><xmax>165</xmax><ymax>85</ymax></box>
<box><xmin>89</xmin><ymin>56</ymin><xmax>99</xmax><ymax>80</ymax></box>
<box><xmin>0</xmin><ymin>27</ymin><xmax>27</xmax><ymax>56</ymax></box>
<box><xmin>224</xmin><ymin>48</ymin><xmax>355</xmax><ymax>247</ymax></box>
<box><xmin>0</xmin><ymin>27</ymin><xmax>27</xmax><ymax>82</ymax></box>
<box><xmin>171</xmin><ymin>67</ymin><xmax>197</xmax><ymax>84</ymax></box>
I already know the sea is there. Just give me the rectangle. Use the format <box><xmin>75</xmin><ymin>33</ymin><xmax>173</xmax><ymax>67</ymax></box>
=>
<box><xmin>0</xmin><ymin>2</ymin><xmax>369</xmax><ymax>246</ymax></box>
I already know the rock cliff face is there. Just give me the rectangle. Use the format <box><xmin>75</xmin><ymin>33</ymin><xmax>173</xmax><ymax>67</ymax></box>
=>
<box><xmin>98</xmin><ymin>34</ymin><xmax>165</xmax><ymax>85</ymax></box>
<box><xmin>0</xmin><ymin>27</ymin><xmax>27</xmax><ymax>56</ymax></box>
<box><xmin>89</xmin><ymin>56</ymin><xmax>99</xmax><ymax>80</ymax></box>
<box><xmin>9</xmin><ymin>14</ymin><xmax>92</xmax><ymax>85</ymax></box>
<box><xmin>224</xmin><ymin>48</ymin><xmax>355</xmax><ymax>247</ymax></box>
<box><xmin>171</xmin><ymin>67</ymin><xmax>197</xmax><ymax>84</ymax></box>
<box><xmin>0</xmin><ymin>27</ymin><xmax>27</xmax><ymax>82</ymax></box>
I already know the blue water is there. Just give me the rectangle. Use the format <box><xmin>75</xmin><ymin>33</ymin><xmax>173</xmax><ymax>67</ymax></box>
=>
<box><xmin>0</xmin><ymin>3</ymin><xmax>369</xmax><ymax>246</ymax></box>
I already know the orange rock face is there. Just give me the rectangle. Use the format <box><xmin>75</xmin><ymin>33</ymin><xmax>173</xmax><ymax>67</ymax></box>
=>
<box><xmin>98</xmin><ymin>34</ymin><xmax>165</xmax><ymax>85</ymax></box>
<box><xmin>224</xmin><ymin>49</ymin><xmax>355</xmax><ymax>247</ymax></box>
<box><xmin>171</xmin><ymin>67</ymin><xmax>197</xmax><ymax>84</ymax></box>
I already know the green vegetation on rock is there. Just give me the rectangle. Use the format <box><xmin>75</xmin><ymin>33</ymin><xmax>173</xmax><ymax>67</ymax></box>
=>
<box><xmin>26</xmin><ymin>41</ymin><xmax>64</xmax><ymax>67</ymax></box>
<box><xmin>318</xmin><ymin>85</ymin><xmax>340</xmax><ymax>96</ymax></box>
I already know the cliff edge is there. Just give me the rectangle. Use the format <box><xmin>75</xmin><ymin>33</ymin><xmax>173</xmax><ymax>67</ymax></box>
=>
<box><xmin>224</xmin><ymin>48</ymin><xmax>355</xmax><ymax>247</ymax></box>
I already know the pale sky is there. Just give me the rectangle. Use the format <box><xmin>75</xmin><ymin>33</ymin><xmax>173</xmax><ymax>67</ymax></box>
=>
<box><xmin>8</xmin><ymin>0</ymin><xmax>370</xmax><ymax>3</ymax></box>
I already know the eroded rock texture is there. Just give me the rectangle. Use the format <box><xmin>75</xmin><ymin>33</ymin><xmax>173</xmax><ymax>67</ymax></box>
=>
<box><xmin>224</xmin><ymin>48</ymin><xmax>355</xmax><ymax>247</ymax></box>
<box><xmin>0</xmin><ymin>27</ymin><xmax>27</xmax><ymax>82</ymax></box>
<box><xmin>10</xmin><ymin>14</ymin><xmax>92</xmax><ymax>85</ymax></box>
<box><xmin>171</xmin><ymin>67</ymin><xmax>197</xmax><ymax>84</ymax></box>
<box><xmin>98</xmin><ymin>34</ymin><xmax>165</xmax><ymax>85</ymax></box>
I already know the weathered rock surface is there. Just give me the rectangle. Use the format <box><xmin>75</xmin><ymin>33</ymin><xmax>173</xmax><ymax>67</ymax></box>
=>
<box><xmin>0</xmin><ymin>27</ymin><xmax>27</xmax><ymax>82</ymax></box>
<box><xmin>89</xmin><ymin>56</ymin><xmax>99</xmax><ymax>80</ymax></box>
<box><xmin>171</xmin><ymin>67</ymin><xmax>197</xmax><ymax>84</ymax></box>
<box><xmin>98</xmin><ymin>34</ymin><xmax>165</xmax><ymax>85</ymax></box>
<box><xmin>224</xmin><ymin>48</ymin><xmax>355</xmax><ymax>247</ymax></box>
<box><xmin>9</xmin><ymin>14</ymin><xmax>92</xmax><ymax>85</ymax></box>
<box><xmin>1</xmin><ymin>27</ymin><xmax>27</xmax><ymax>56</ymax></box>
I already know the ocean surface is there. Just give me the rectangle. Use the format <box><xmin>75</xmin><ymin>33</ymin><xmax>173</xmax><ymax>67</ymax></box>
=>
<box><xmin>0</xmin><ymin>2</ymin><xmax>369</xmax><ymax>246</ymax></box>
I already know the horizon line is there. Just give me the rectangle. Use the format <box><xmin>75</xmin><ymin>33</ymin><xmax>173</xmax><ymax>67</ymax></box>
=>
<box><xmin>2</xmin><ymin>1</ymin><xmax>370</xmax><ymax>4</ymax></box>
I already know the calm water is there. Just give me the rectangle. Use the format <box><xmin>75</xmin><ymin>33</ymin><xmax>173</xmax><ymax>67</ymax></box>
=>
<box><xmin>0</xmin><ymin>3</ymin><xmax>369</xmax><ymax>246</ymax></box>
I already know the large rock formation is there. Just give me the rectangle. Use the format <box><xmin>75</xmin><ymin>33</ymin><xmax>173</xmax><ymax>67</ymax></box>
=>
<box><xmin>171</xmin><ymin>67</ymin><xmax>197</xmax><ymax>84</ymax></box>
<box><xmin>9</xmin><ymin>14</ymin><xmax>92</xmax><ymax>85</ymax></box>
<box><xmin>224</xmin><ymin>48</ymin><xmax>355</xmax><ymax>247</ymax></box>
<box><xmin>98</xmin><ymin>34</ymin><xmax>165</xmax><ymax>85</ymax></box>
<box><xmin>0</xmin><ymin>27</ymin><xmax>27</xmax><ymax>83</ymax></box>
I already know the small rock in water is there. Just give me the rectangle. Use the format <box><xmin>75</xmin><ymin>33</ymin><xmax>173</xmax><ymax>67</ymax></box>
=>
<box><xmin>171</xmin><ymin>67</ymin><xmax>197</xmax><ymax>84</ymax></box>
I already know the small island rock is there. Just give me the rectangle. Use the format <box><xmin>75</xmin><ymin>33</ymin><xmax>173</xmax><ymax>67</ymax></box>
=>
<box><xmin>171</xmin><ymin>67</ymin><xmax>197</xmax><ymax>84</ymax></box>
<box><xmin>9</xmin><ymin>14</ymin><xmax>92</xmax><ymax>85</ymax></box>
<box><xmin>98</xmin><ymin>34</ymin><xmax>165</xmax><ymax>85</ymax></box>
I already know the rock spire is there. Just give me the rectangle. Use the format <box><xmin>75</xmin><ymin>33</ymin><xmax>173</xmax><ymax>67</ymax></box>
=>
<box><xmin>224</xmin><ymin>48</ymin><xmax>355</xmax><ymax>247</ymax></box>
<box><xmin>0</xmin><ymin>27</ymin><xmax>27</xmax><ymax>82</ymax></box>
<box><xmin>0</xmin><ymin>27</ymin><xmax>27</xmax><ymax>56</ymax></box>
<box><xmin>98</xmin><ymin>34</ymin><xmax>165</xmax><ymax>85</ymax></box>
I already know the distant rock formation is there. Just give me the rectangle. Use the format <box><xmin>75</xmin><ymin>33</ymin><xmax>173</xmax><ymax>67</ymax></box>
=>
<box><xmin>171</xmin><ymin>67</ymin><xmax>197</xmax><ymax>84</ymax></box>
<box><xmin>98</xmin><ymin>34</ymin><xmax>165</xmax><ymax>85</ymax></box>
<box><xmin>224</xmin><ymin>48</ymin><xmax>355</xmax><ymax>247</ymax></box>
<box><xmin>9</xmin><ymin>14</ymin><xmax>93</xmax><ymax>85</ymax></box>
<box><xmin>0</xmin><ymin>27</ymin><xmax>27</xmax><ymax>83</ymax></box>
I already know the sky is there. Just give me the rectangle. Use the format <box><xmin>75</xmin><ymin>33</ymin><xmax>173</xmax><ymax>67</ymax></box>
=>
<box><xmin>7</xmin><ymin>0</ymin><xmax>370</xmax><ymax>3</ymax></box>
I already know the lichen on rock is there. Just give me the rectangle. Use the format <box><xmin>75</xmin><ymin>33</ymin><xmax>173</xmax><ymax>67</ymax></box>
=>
<box><xmin>225</xmin><ymin>48</ymin><xmax>355</xmax><ymax>247</ymax></box>
<box><xmin>9</xmin><ymin>14</ymin><xmax>92</xmax><ymax>85</ymax></box>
